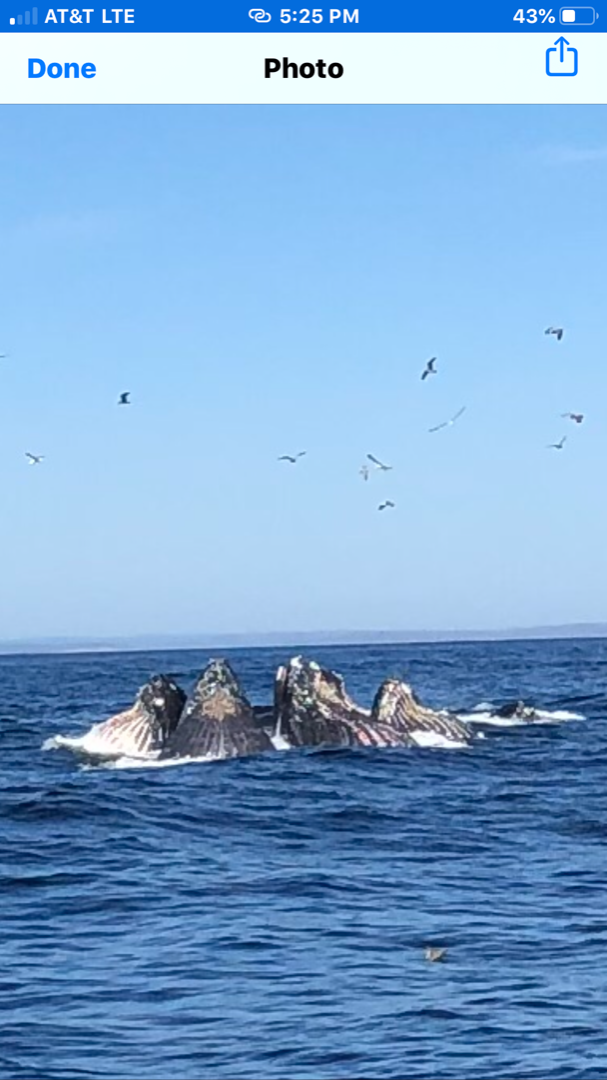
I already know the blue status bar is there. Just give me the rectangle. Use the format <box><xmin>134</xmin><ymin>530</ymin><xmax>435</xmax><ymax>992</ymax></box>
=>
<box><xmin>1</xmin><ymin>1</ymin><xmax>603</xmax><ymax>31</ymax></box>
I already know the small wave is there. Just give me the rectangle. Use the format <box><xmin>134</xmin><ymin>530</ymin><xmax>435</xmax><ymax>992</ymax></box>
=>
<box><xmin>88</xmin><ymin>753</ymin><xmax>218</xmax><ymax>770</ymax></box>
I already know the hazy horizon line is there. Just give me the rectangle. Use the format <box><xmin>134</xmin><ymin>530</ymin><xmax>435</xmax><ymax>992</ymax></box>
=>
<box><xmin>1</xmin><ymin>623</ymin><xmax>607</xmax><ymax>656</ymax></box>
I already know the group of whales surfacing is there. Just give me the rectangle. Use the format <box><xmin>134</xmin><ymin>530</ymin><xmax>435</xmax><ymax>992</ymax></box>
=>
<box><xmin>52</xmin><ymin>656</ymin><xmax>485</xmax><ymax>764</ymax></box>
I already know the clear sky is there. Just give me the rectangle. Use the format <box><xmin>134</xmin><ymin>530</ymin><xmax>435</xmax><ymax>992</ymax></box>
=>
<box><xmin>1</xmin><ymin>105</ymin><xmax>606</xmax><ymax>641</ymax></box>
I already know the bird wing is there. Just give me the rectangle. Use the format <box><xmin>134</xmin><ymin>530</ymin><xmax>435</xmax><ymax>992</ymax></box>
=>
<box><xmin>451</xmin><ymin>406</ymin><xmax>466</xmax><ymax>423</ymax></box>
<box><xmin>367</xmin><ymin>454</ymin><xmax>384</xmax><ymax>467</ymax></box>
<box><xmin>428</xmin><ymin>421</ymin><xmax>447</xmax><ymax>433</ymax></box>
<box><xmin>296</xmin><ymin>451</ymin><xmax>307</xmax><ymax>458</ymax></box>
<box><xmin>278</xmin><ymin>456</ymin><xmax>294</xmax><ymax>462</ymax></box>
<box><xmin>556</xmin><ymin>329</ymin><xmax>563</xmax><ymax>340</ymax></box>
<box><xmin>421</xmin><ymin>370</ymin><xmax>429</xmax><ymax>381</ymax></box>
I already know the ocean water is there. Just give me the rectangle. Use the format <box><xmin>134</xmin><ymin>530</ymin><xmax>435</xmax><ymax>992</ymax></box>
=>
<box><xmin>2</xmin><ymin>638</ymin><xmax>607</xmax><ymax>1080</ymax></box>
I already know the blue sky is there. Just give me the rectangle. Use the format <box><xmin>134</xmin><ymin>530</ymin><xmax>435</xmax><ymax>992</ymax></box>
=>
<box><xmin>0</xmin><ymin>105</ymin><xmax>606</xmax><ymax>640</ymax></box>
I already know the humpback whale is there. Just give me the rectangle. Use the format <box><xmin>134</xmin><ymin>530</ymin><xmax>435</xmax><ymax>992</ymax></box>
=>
<box><xmin>272</xmin><ymin>656</ymin><xmax>417</xmax><ymax>750</ymax></box>
<box><xmin>160</xmin><ymin>659</ymin><xmax>274</xmax><ymax>761</ymax></box>
<box><xmin>372</xmin><ymin>678</ymin><xmax>474</xmax><ymax>747</ymax></box>
<box><xmin>47</xmin><ymin>657</ymin><xmax>479</xmax><ymax>764</ymax></box>
<box><xmin>50</xmin><ymin>675</ymin><xmax>186</xmax><ymax>760</ymax></box>
<box><xmin>494</xmin><ymin>700</ymin><xmax>539</xmax><ymax>722</ymax></box>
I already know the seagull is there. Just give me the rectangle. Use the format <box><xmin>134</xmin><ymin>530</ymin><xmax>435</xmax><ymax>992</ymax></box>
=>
<box><xmin>547</xmin><ymin>436</ymin><xmax>567</xmax><ymax>450</ymax></box>
<box><xmin>378</xmin><ymin>500</ymin><xmax>395</xmax><ymax>511</ymax></box>
<box><xmin>359</xmin><ymin>465</ymin><xmax>370</xmax><ymax>481</ymax></box>
<box><xmin>545</xmin><ymin>327</ymin><xmax>564</xmax><ymax>341</ymax></box>
<box><xmin>25</xmin><ymin>453</ymin><xmax>44</xmax><ymax>465</ymax></box>
<box><xmin>367</xmin><ymin>453</ymin><xmax>392</xmax><ymax>472</ymax></box>
<box><xmin>429</xmin><ymin>406</ymin><xmax>467</xmax><ymax>433</ymax></box>
<box><xmin>425</xmin><ymin>947</ymin><xmax>447</xmax><ymax>963</ymax></box>
<box><xmin>421</xmin><ymin>357</ymin><xmax>437</xmax><ymax>380</ymax></box>
<box><xmin>278</xmin><ymin>451</ymin><xmax>306</xmax><ymax>464</ymax></box>
<box><xmin>561</xmin><ymin>412</ymin><xmax>584</xmax><ymax>424</ymax></box>
<box><xmin>118</xmin><ymin>392</ymin><xmax>131</xmax><ymax>405</ymax></box>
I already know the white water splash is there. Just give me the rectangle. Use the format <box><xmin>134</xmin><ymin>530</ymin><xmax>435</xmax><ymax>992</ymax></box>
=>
<box><xmin>458</xmin><ymin>705</ymin><xmax>585</xmax><ymax>726</ymax></box>
<box><xmin>409</xmin><ymin>729</ymin><xmax>472</xmax><ymax>749</ymax></box>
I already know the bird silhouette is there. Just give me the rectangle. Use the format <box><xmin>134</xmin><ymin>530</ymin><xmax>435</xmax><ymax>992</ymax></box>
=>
<box><xmin>367</xmin><ymin>454</ymin><xmax>392</xmax><ymax>472</ymax></box>
<box><xmin>359</xmin><ymin>465</ymin><xmax>370</xmax><ymax>481</ymax></box>
<box><xmin>278</xmin><ymin>452</ymin><xmax>306</xmax><ymax>464</ymax></box>
<box><xmin>25</xmin><ymin>453</ymin><xmax>44</xmax><ymax>465</ymax></box>
<box><xmin>561</xmin><ymin>412</ymin><xmax>584</xmax><ymax>424</ymax></box>
<box><xmin>421</xmin><ymin>357</ymin><xmax>437</xmax><ymax>380</ymax></box>
<box><xmin>118</xmin><ymin>392</ymin><xmax>131</xmax><ymax>405</ymax></box>
<box><xmin>545</xmin><ymin>327</ymin><xmax>564</xmax><ymax>341</ymax></box>
<box><xmin>547</xmin><ymin>436</ymin><xmax>567</xmax><ymax>450</ymax></box>
<box><xmin>429</xmin><ymin>406</ymin><xmax>467</xmax><ymax>433</ymax></box>
<box><xmin>378</xmin><ymin>500</ymin><xmax>395</xmax><ymax>511</ymax></box>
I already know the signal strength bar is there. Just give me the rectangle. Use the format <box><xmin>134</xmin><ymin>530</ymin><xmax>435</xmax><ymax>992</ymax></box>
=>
<box><xmin>9</xmin><ymin>7</ymin><xmax>38</xmax><ymax>24</ymax></box>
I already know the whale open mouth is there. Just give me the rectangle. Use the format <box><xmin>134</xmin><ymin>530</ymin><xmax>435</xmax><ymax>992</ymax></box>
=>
<box><xmin>372</xmin><ymin>678</ymin><xmax>474</xmax><ymax>747</ymax></box>
<box><xmin>274</xmin><ymin>656</ymin><xmax>385</xmax><ymax>749</ymax></box>
<box><xmin>47</xmin><ymin>674</ymin><xmax>187</xmax><ymax>760</ymax></box>
<box><xmin>160</xmin><ymin>659</ymin><xmax>274</xmax><ymax>761</ymax></box>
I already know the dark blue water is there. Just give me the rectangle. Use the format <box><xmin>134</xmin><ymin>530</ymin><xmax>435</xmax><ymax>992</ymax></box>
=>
<box><xmin>2</xmin><ymin>639</ymin><xmax>607</xmax><ymax>1080</ymax></box>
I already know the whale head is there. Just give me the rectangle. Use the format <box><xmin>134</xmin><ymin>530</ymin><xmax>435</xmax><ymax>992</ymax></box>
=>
<box><xmin>138</xmin><ymin>675</ymin><xmax>187</xmax><ymax>743</ymax></box>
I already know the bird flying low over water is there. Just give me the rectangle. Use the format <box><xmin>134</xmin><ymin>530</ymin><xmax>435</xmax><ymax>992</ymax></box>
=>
<box><xmin>378</xmin><ymin>500</ymin><xmax>395</xmax><ymax>511</ymax></box>
<box><xmin>425</xmin><ymin>947</ymin><xmax>447</xmax><ymax>963</ymax></box>
<box><xmin>545</xmin><ymin>327</ymin><xmax>564</xmax><ymax>341</ymax></box>
<box><xmin>561</xmin><ymin>412</ymin><xmax>584</xmax><ymax>424</ymax></box>
<box><xmin>118</xmin><ymin>392</ymin><xmax>131</xmax><ymax>405</ymax></box>
<box><xmin>367</xmin><ymin>454</ymin><xmax>392</xmax><ymax>472</ymax></box>
<box><xmin>548</xmin><ymin>436</ymin><xmax>567</xmax><ymax>451</ymax></box>
<box><xmin>25</xmin><ymin>453</ymin><xmax>44</xmax><ymax>465</ymax></box>
<box><xmin>421</xmin><ymin>357</ymin><xmax>437</xmax><ymax>380</ymax></box>
<box><xmin>359</xmin><ymin>465</ymin><xmax>370</xmax><ymax>481</ymax></box>
<box><xmin>278</xmin><ymin>451</ymin><xmax>306</xmax><ymax>464</ymax></box>
<box><xmin>428</xmin><ymin>406</ymin><xmax>467</xmax><ymax>434</ymax></box>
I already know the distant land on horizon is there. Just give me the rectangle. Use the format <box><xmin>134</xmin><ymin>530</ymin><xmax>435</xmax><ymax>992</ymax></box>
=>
<box><xmin>1</xmin><ymin>625</ymin><xmax>607</xmax><ymax>655</ymax></box>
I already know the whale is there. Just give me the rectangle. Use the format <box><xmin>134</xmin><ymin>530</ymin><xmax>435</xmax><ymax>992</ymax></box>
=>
<box><xmin>371</xmin><ymin>678</ymin><xmax>474</xmax><ymax>747</ymax></box>
<box><xmin>492</xmin><ymin>700</ymin><xmax>542</xmax><ymax>722</ymax></box>
<box><xmin>49</xmin><ymin>675</ymin><xmax>186</xmax><ymax>760</ymax></box>
<box><xmin>272</xmin><ymin>656</ymin><xmax>416</xmax><ymax>750</ymax></box>
<box><xmin>160</xmin><ymin>659</ymin><xmax>275</xmax><ymax>761</ymax></box>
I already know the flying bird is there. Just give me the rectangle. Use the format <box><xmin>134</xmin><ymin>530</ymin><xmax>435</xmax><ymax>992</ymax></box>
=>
<box><xmin>118</xmin><ymin>392</ymin><xmax>131</xmax><ymax>405</ymax></box>
<box><xmin>421</xmin><ymin>357</ymin><xmax>437</xmax><ymax>380</ymax></box>
<box><xmin>545</xmin><ymin>327</ymin><xmax>564</xmax><ymax>341</ymax></box>
<box><xmin>367</xmin><ymin>453</ymin><xmax>392</xmax><ymax>472</ymax></box>
<box><xmin>378</xmin><ymin>500</ymin><xmax>395</xmax><ymax>511</ymax></box>
<box><xmin>359</xmin><ymin>465</ymin><xmax>370</xmax><ymax>481</ymax></box>
<box><xmin>25</xmin><ymin>453</ymin><xmax>44</xmax><ymax>465</ymax></box>
<box><xmin>278</xmin><ymin>451</ymin><xmax>306</xmax><ymax>464</ymax></box>
<box><xmin>428</xmin><ymin>406</ymin><xmax>467</xmax><ymax>433</ymax></box>
<box><xmin>561</xmin><ymin>412</ymin><xmax>584</xmax><ymax>424</ymax></box>
<box><xmin>547</xmin><ymin>436</ymin><xmax>567</xmax><ymax>450</ymax></box>
<box><xmin>425</xmin><ymin>947</ymin><xmax>447</xmax><ymax>963</ymax></box>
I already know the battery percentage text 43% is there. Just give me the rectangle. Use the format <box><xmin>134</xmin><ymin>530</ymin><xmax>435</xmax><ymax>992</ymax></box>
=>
<box><xmin>513</xmin><ymin>8</ymin><xmax>556</xmax><ymax>21</ymax></box>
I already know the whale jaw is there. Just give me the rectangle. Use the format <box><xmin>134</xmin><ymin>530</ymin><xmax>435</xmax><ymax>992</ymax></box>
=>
<box><xmin>273</xmin><ymin>656</ymin><xmax>408</xmax><ymax>749</ymax></box>
<box><xmin>60</xmin><ymin>674</ymin><xmax>187</xmax><ymax>760</ymax></box>
<box><xmin>160</xmin><ymin>659</ymin><xmax>274</xmax><ymax>761</ymax></box>
<box><xmin>372</xmin><ymin>678</ymin><xmax>474</xmax><ymax>747</ymax></box>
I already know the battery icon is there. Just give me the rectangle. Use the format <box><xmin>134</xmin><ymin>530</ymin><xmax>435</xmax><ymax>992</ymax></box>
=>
<box><xmin>559</xmin><ymin>6</ymin><xmax>597</xmax><ymax>22</ymax></box>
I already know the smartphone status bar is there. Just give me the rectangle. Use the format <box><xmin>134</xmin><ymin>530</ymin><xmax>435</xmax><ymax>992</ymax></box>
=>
<box><xmin>0</xmin><ymin>1</ymin><xmax>603</xmax><ymax>32</ymax></box>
